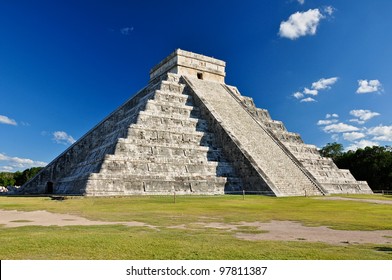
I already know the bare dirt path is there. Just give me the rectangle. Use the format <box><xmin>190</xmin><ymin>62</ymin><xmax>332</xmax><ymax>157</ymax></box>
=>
<box><xmin>1</xmin><ymin>210</ymin><xmax>391</xmax><ymax>245</ymax></box>
<box><xmin>231</xmin><ymin>221</ymin><xmax>392</xmax><ymax>245</ymax></box>
<box><xmin>319</xmin><ymin>196</ymin><xmax>392</xmax><ymax>205</ymax></box>
<box><xmin>0</xmin><ymin>210</ymin><xmax>155</xmax><ymax>228</ymax></box>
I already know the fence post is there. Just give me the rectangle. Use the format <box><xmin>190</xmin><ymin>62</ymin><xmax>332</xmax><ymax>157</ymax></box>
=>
<box><xmin>173</xmin><ymin>191</ymin><xmax>176</xmax><ymax>204</ymax></box>
<box><xmin>243</xmin><ymin>190</ymin><xmax>245</xmax><ymax>200</ymax></box>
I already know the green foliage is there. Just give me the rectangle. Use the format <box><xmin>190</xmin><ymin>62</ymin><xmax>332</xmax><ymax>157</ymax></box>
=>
<box><xmin>0</xmin><ymin>167</ymin><xmax>43</xmax><ymax>186</ymax></box>
<box><xmin>335</xmin><ymin>146</ymin><xmax>392</xmax><ymax>191</ymax></box>
<box><xmin>320</xmin><ymin>144</ymin><xmax>392</xmax><ymax>191</ymax></box>
<box><xmin>0</xmin><ymin>173</ymin><xmax>16</xmax><ymax>187</ymax></box>
<box><xmin>319</xmin><ymin>142</ymin><xmax>344</xmax><ymax>160</ymax></box>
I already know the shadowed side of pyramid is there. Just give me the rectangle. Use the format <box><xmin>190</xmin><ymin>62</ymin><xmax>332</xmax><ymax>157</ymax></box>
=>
<box><xmin>19</xmin><ymin>49</ymin><xmax>372</xmax><ymax>196</ymax></box>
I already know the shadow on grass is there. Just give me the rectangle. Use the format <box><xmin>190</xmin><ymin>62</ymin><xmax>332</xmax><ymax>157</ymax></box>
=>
<box><xmin>374</xmin><ymin>246</ymin><xmax>392</xmax><ymax>252</ymax></box>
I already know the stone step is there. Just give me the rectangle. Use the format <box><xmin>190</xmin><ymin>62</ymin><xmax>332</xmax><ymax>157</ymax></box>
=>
<box><xmin>275</xmin><ymin>132</ymin><xmax>303</xmax><ymax>144</ymax></box>
<box><xmin>101</xmin><ymin>157</ymin><xmax>237</xmax><ymax>178</ymax></box>
<box><xmin>100</xmin><ymin>160</ymin><xmax>221</xmax><ymax>174</ymax></box>
<box><xmin>153</xmin><ymin>89</ymin><xmax>192</xmax><ymax>105</ymax></box>
<box><xmin>262</xmin><ymin>120</ymin><xmax>286</xmax><ymax>132</ymax></box>
<box><xmin>127</xmin><ymin>126</ymin><xmax>215</xmax><ymax>146</ymax></box>
<box><xmin>311</xmin><ymin>169</ymin><xmax>356</xmax><ymax>179</ymax></box>
<box><xmin>85</xmin><ymin>174</ymin><xmax>226</xmax><ymax>195</ymax></box>
<box><xmin>106</xmin><ymin>152</ymin><xmax>210</xmax><ymax>163</ymax></box>
<box><xmin>111</xmin><ymin>146</ymin><xmax>225</xmax><ymax>164</ymax></box>
<box><xmin>285</xmin><ymin>143</ymin><xmax>319</xmax><ymax>154</ymax></box>
<box><xmin>158</xmin><ymin>80</ymin><xmax>186</xmax><ymax>94</ymax></box>
<box><xmin>136</xmin><ymin>111</ymin><xmax>209</xmax><ymax>132</ymax></box>
<box><xmin>145</xmin><ymin>99</ymin><xmax>200</xmax><ymax>119</ymax></box>
<box><xmin>104</xmin><ymin>152</ymin><xmax>229</xmax><ymax>164</ymax></box>
<box><xmin>299</xmin><ymin>157</ymin><xmax>335</xmax><ymax>165</ymax></box>
<box><xmin>290</xmin><ymin>152</ymin><xmax>325</xmax><ymax>160</ymax></box>
<box><xmin>115</xmin><ymin>138</ymin><xmax>219</xmax><ymax>152</ymax></box>
<box><xmin>321</xmin><ymin>182</ymin><xmax>373</xmax><ymax>194</ymax></box>
<box><xmin>165</xmin><ymin>72</ymin><xmax>181</xmax><ymax>83</ymax></box>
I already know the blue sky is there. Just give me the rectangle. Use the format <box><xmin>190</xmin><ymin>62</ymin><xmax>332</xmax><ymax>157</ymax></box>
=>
<box><xmin>1</xmin><ymin>0</ymin><xmax>391</xmax><ymax>172</ymax></box>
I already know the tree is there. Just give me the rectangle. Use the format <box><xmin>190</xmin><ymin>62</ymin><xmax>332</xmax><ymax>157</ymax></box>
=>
<box><xmin>0</xmin><ymin>167</ymin><xmax>43</xmax><ymax>187</ymax></box>
<box><xmin>319</xmin><ymin>142</ymin><xmax>344</xmax><ymax>160</ymax></box>
<box><xmin>13</xmin><ymin>171</ymin><xmax>23</xmax><ymax>186</ymax></box>
<box><xmin>0</xmin><ymin>172</ymin><xmax>16</xmax><ymax>187</ymax></box>
<box><xmin>320</xmin><ymin>143</ymin><xmax>392</xmax><ymax>191</ymax></box>
<box><xmin>334</xmin><ymin>146</ymin><xmax>392</xmax><ymax>191</ymax></box>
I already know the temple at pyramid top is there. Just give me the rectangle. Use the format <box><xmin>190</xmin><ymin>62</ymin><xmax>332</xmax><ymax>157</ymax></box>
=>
<box><xmin>150</xmin><ymin>49</ymin><xmax>226</xmax><ymax>83</ymax></box>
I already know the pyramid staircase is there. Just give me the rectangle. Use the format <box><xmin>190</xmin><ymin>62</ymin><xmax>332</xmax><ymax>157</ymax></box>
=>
<box><xmin>224</xmin><ymin>85</ymin><xmax>372</xmax><ymax>194</ymax></box>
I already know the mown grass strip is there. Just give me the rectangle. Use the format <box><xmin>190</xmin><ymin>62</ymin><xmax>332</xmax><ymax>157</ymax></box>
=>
<box><xmin>0</xmin><ymin>225</ymin><xmax>391</xmax><ymax>260</ymax></box>
<box><xmin>1</xmin><ymin>195</ymin><xmax>392</xmax><ymax>260</ymax></box>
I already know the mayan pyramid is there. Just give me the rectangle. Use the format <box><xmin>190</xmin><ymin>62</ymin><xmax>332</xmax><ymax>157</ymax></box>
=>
<box><xmin>20</xmin><ymin>49</ymin><xmax>372</xmax><ymax>196</ymax></box>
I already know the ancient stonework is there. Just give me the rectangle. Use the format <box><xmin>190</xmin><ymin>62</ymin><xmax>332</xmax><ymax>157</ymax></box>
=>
<box><xmin>19</xmin><ymin>49</ymin><xmax>372</xmax><ymax>196</ymax></box>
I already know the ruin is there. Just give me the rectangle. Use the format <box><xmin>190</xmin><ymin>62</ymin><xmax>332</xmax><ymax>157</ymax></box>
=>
<box><xmin>20</xmin><ymin>49</ymin><xmax>372</xmax><ymax>196</ymax></box>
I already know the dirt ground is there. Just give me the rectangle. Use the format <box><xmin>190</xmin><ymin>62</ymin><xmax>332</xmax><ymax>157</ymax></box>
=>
<box><xmin>0</xmin><ymin>210</ymin><xmax>155</xmax><ymax>228</ymax></box>
<box><xmin>318</xmin><ymin>196</ymin><xmax>392</xmax><ymax>205</ymax></box>
<box><xmin>1</xmin><ymin>209</ymin><xmax>391</xmax><ymax>245</ymax></box>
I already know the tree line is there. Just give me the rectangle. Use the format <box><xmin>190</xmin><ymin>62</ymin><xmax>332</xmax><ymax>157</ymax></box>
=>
<box><xmin>0</xmin><ymin>167</ymin><xmax>43</xmax><ymax>187</ymax></box>
<box><xmin>319</xmin><ymin>143</ymin><xmax>392</xmax><ymax>191</ymax></box>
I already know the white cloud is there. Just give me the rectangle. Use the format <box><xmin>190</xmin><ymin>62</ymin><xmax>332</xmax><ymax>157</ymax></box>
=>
<box><xmin>323</xmin><ymin>122</ymin><xmax>359</xmax><ymax>133</ymax></box>
<box><xmin>300</xmin><ymin>97</ymin><xmax>316</xmax><ymax>103</ymax></box>
<box><xmin>367</xmin><ymin>125</ymin><xmax>392</xmax><ymax>142</ymax></box>
<box><xmin>298</xmin><ymin>0</ymin><xmax>305</xmax><ymax>4</ymax></box>
<box><xmin>317</xmin><ymin>119</ymin><xmax>338</xmax><ymax>126</ymax></box>
<box><xmin>349</xmin><ymin>119</ymin><xmax>365</xmax><ymax>125</ymax></box>
<box><xmin>349</xmin><ymin>109</ymin><xmax>380</xmax><ymax>122</ymax></box>
<box><xmin>0</xmin><ymin>153</ymin><xmax>47</xmax><ymax>172</ymax></box>
<box><xmin>0</xmin><ymin>165</ymin><xmax>14</xmax><ymax>172</ymax></box>
<box><xmin>324</xmin><ymin>6</ymin><xmax>335</xmax><ymax>16</ymax></box>
<box><xmin>0</xmin><ymin>153</ymin><xmax>8</xmax><ymax>161</ymax></box>
<box><xmin>346</xmin><ymin>140</ymin><xmax>379</xmax><ymax>151</ymax></box>
<box><xmin>331</xmin><ymin>134</ymin><xmax>339</xmax><ymax>142</ymax></box>
<box><xmin>293</xmin><ymin>92</ymin><xmax>304</xmax><ymax>99</ymax></box>
<box><xmin>343</xmin><ymin>132</ymin><xmax>366</xmax><ymax>141</ymax></box>
<box><xmin>356</xmin><ymin>79</ymin><xmax>383</xmax><ymax>94</ymax></box>
<box><xmin>0</xmin><ymin>115</ymin><xmax>17</xmax><ymax>126</ymax></box>
<box><xmin>120</xmin><ymin>27</ymin><xmax>134</xmax><ymax>35</ymax></box>
<box><xmin>303</xmin><ymin>87</ymin><xmax>318</xmax><ymax>96</ymax></box>
<box><xmin>326</xmin><ymin>113</ymin><xmax>339</xmax><ymax>119</ymax></box>
<box><xmin>279</xmin><ymin>9</ymin><xmax>324</xmax><ymax>40</ymax></box>
<box><xmin>53</xmin><ymin>131</ymin><xmax>76</xmax><ymax>145</ymax></box>
<box><xmin>292</xmin><ymin>76</ymin><xmax>338</xmax><ymax>103</ymax></box>
<box><xmin>311</xmin><ymin>77</ymin><xmax>338</xmax><ymax>90</ymax></box>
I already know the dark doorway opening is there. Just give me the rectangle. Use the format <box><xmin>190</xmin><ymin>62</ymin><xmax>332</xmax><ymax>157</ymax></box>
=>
<box><xmin>46</xmin><ymin>182</ymin><xmax>54</xmax><ymax>194</ymax></box>
<box><xmin>197</xmin><ymin>72</ymin><xmax>203</xmax><ymax>80</ymax></box>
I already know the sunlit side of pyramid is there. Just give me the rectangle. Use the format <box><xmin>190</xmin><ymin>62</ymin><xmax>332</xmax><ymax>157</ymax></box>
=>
<box><xmin>21</xmin><ymin>49</ymin><xmax>372</xmax><ymax>196</ymax></box>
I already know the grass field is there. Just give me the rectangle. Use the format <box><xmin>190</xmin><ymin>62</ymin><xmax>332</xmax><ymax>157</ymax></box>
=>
<box><xmin>0</xmin><ymin>194</ymin><xmax>391</xmax><ymax>259</ymax></box>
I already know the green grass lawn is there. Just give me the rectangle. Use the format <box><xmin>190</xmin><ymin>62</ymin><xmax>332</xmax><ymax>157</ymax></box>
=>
<box><xmin>0</xmin><ymin>195</ymin><xmax>391</xmax><ymax>259</ymax></box>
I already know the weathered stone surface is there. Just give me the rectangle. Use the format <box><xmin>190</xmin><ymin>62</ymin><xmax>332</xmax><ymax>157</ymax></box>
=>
<box><xmin>223</xmin><ymin>85</ymin><xmax>372</xmax><ymax>195</ymax></box>
<box><xmin>19</xmin><ymin>49</ymin><xmax>372</xmax><ymax>196</ymax></box>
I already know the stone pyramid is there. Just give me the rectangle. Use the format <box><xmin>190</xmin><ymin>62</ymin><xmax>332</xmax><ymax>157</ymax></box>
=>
<box><xmin>21</xmin><ymin>49</ymin><xmax>372</xmax><ymax>196</ymax></box>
